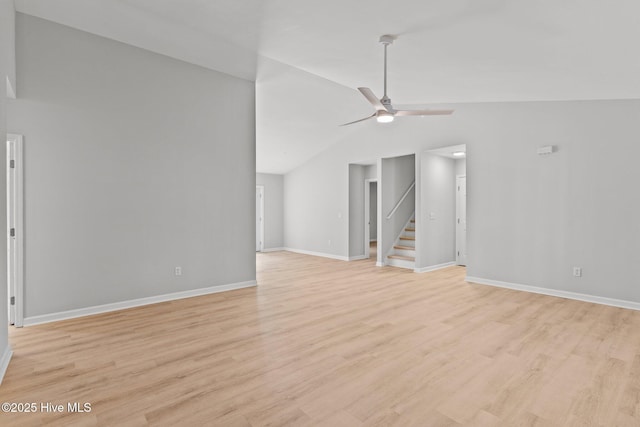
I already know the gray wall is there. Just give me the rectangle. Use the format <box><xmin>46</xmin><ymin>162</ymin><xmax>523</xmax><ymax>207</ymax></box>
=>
<box><xmin>466</xmin><ymin>101</ymin><xmax>640</xmax><ymax>301</ymax></box>
<box><xmin>283</xmin><ymin>99</ymin><xmax>640</xmax><ymax>303</ymax></box>
<box><xmin>416</xmin><ymin>153</ymin><xmax>456</xmax><ymax>269</ymax></box>
<box><xmin>380</xmin><ymin>155</ymin><xmax>415</xmax><ymax>262</ymax></box>
<box><xmin>1</xmin><ymin>0</ymin><xmax>15</xmax><ymax>97</ymax></box>
<box><xmin>365</xmin><ymin>164</ymin><xmax>377</xmax><ymax>180</ymax></box>
<box><xmin>256</xmin><ymin>173</ymin><xmax>284</xmax><ymax>249</ymax></box>
<box><xmin>455</xmin><ymin>158</ymin><xmax>466</xmax><ymax>176</ymax></box>
<box><xmin>284</xmin><ymin>151</ymin><xmax>348</xmax><ymax>257</ymax></box>
<box><xmin>0</xmin><ymin>0</ymin><xmax>15</xmax><ymax>367</ymax></box>
<box><xmin>8</xmin><ymin>14</ymin><xmax>256</xmax><ymax>318</ymax></box>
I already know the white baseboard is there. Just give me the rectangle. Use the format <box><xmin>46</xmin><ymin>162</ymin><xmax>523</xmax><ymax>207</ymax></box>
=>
<box><xmin>23</xmin><ymin>280</ymin><xmax>257</xmax><ymax>327</ymax></box>
<box><xmin>261</xmin><ymin>247</ymin><xmax>285</xmax><ymax>253</ymax></box>
<box><xmin>283</xmin><ymin>247</ymin><xmax>349</xmax><ymax>261</ymax></box>
<box><xmin>349</xmin><ymin>255</ymin><xmax>367</xmax><ymax>261</ymax></box>
<box><xmin>466</xmin><ymin>276</ymin><xmax>640</xmax><ymax>312</ymax></box>
<box><xmin>376</xmin><ymin>261</ymin><xmax>384</xmax><ymax>267</ymax></box>
<box><xmin>414</xmin><ymin>262</ymin><xmax>455</xmax><ymax>273</ymax></box>
<box><xmin>0</xmin><ymin>345</ymin><xmax>13</xmax><ymax>385</ymax></box>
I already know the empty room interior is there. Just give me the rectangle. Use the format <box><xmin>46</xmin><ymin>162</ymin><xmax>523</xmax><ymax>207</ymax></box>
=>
<box><xmin>1</xmin><ymin>1</ymin><xmax>640</xmax><ymax>425</ymax></box>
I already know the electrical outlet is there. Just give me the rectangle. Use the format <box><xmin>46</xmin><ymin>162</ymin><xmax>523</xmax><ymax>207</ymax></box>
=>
<box><xmin>573</xmin><ymin>267</ymin><xmax>582</xmax><ymax>277</ymax></box>
<box><xmin>175</xmin><ymin>266</ymin><xmax>182</xmax><ymax>276</ymax></box>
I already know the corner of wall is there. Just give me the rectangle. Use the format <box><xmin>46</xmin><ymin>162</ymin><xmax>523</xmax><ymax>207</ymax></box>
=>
<box><xmin>0</xmin><ymin>345</ymin><xmax>13</xmax><ymax>384</ymax></box>
<box><xmin>0</xmin><ymin>0</ymin><xmax>15</xmax><ymax>384</ymax></box>
<box><xmin>2</xmin><ymin>0</ymin><xmax>16</xmax><ymax>98</ymax></box>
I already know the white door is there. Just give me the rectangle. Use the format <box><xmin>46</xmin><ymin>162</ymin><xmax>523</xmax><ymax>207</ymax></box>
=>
<box><xmin>256</xmin><ymin>186</ymin><xmax>264</xmax><ymax>252</ymax></box>
<box><xmin>7</xmin><ymin>135</ymin><xmax>24</xmax><ymax>327</ymax></box>
<box><xmin>456</xmin><ymin>175</ymin><xmax>467</xmax><ymax>266</ymax></box>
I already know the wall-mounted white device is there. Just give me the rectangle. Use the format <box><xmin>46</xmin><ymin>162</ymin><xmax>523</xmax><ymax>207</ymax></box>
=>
<box><xmin>537</xmin><ymin>145</ymin><xmax>555</xmax><ymax>155</ymax></box>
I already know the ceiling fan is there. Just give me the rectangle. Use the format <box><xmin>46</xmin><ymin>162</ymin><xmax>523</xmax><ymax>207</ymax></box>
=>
<box><xmin>341</xmin><ymin>35</ymin><xmax>454</xmax><ymax>126</ymax></box>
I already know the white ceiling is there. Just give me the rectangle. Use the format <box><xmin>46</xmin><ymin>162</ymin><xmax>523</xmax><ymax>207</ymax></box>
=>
<box><xmin>15</xmin><ymin>0</ymin><xmax>640</xmax><ymax>173</ymax></box>
<box><xmin>428</xmin><ymin>144</ymin><xmax>467</xmax><ymax>159</ymax></box>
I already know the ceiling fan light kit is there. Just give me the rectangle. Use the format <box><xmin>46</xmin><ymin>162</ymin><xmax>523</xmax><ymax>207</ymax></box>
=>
<box><xmin>341</xmin><ymin>35</ymin><xmax>454</xmax><ymax>126</ymax></box>
<box><xmin>376</xmin><ymin>111</ymin><xmax>394</xmax><ymax>123</ymax></box>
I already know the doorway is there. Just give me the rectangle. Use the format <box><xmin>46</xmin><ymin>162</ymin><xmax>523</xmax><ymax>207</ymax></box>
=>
<box><xmin>422</xmin><ymin>144</ymin><xmax>466</xmax><ymax>270</ymax></box>
<box><xmin>364</xmin><ymin>179</ymin><xmax>378</xmax><ymax>259</ymax></box>
<box><xmin>256</xmin><ymin>186</ymin><xmax>264</xmax><ymax>252</ymax></box>
<box><xmin>6</xmin><ymin>134</ymin><xmax>24</xmax><ymax>327</ymax></box>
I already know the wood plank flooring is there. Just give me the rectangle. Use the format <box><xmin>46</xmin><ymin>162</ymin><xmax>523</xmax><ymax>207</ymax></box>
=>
<box><xmin>2</xmin><ymin>251</ymin><xmax>640</xmax><ymax>426</ymax></box>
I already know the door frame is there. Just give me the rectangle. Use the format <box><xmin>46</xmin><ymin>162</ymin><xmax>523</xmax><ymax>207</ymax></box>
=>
<box><xmin>363</xmin><ymin>179</ymin><xmax>377</xmax><ymax>258</ymax></box>
<box><xmin>7</xmin><ymin>134</ymin><xmax>24</xmax><ymax>327</ymax></box>
<box><xmin>256</xmin><ymin>185</ymin><xmax>264</xmax><ymax>252</ymax></box>
<box><xmin>455</xmin><ymin>174</ymin><xmax>466</xmax><ymax>266</ymax></box>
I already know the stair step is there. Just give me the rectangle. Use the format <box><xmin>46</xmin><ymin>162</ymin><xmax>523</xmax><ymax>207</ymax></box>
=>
<box><xmin>399</xmin><ymin>236</ymin><xmax>415</xmax><ymax>241</ymax></box>
<box><xmin>393</xmin><ymin>247</ymin><xmax>415</xmax><ymax>257</ymax></box>
<box><xmin>410</xmin><ymin>219</ymin><xmax>415</xmax><ymax>223</ymax></box>
<box><xmin>405</xmin><ymin>227</ymin><xmax>416</xmax><ymax>232</ymax></box>
<box><xmin>394</xmin><ymin>245</ymin><xmax>415</xmax><ymax>250</ymax></box>
<box><xmin>388</xmin><ymin>255</ymin><xmax>415</xmax><ymax>262</ymax></box>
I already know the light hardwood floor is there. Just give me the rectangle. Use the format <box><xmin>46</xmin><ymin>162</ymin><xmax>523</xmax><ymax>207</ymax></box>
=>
<box><xmin>2</xmin><ymin>251</ymin><xmax>640</xmax><ymax>426</ymax></box>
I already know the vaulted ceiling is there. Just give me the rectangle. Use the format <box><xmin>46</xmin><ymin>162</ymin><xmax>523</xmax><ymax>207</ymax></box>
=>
<box><xmin>15</xmin><ymin>0</ymin><xmax>640</xmax><ymax>173</ymax></box>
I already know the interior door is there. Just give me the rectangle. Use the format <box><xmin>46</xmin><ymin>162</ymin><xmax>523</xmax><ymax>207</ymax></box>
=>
<box><xmin>456</xmin><ymin>175</ymin><xmax>467</xmax><ymax>266</ymax></box>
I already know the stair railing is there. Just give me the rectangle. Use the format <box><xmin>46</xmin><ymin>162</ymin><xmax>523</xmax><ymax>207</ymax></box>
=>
<box><xmin>386</xmin><ymin>181</ymin><xmax>415</xmax><ymax>220</ymax></box>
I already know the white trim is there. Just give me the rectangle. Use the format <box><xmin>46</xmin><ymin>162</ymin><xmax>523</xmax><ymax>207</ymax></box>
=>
<box><xmin>455</xmin><ymin>174</ymin><xmax>467</xmax><ymax>266</ymax></box>
<box><xmin>414</xmin><ymin>262</ymin><xmax>455</xmax><ymax>273</ymax></box>
<box><xmin>256</xmin><ymin>185</ymin><xmax>264</xmax><ymax>252</ymax></box>
<box><xmin>7</xmin><ymin>134</ymin><xmax>24</xmax><ymax>327</ymax></box>
<box><xmin>23</xmin><ymin>280</ymin><xmax>257</xmax><ymax>326</ymax></box>
<box><xmin>283</xmin><ymin>247</ymin><xmax>349</xmax><ymax>261</ymax></box>
<box><xmin>466</xmin><ymin>276</ymin><xmax>640</xmax><ymax>312</ymax></box>
<box><xmin>349</xmin><ymin>255</ymin><xmax>367</xmax><ymax>261</ymax></box>
<box><xmin>376</xmin><ymin>158</ymin><xmax>383</xmax><ymax>267</ymax></box>
<box><xmin>363</xmin><ymin>178</ymin><xmax>377</xmax><ymax>259</ymax></box>
<box><xmin>364</xmin><ymin>179</ymin><xmax>370</xmax><ymax>259</ymax></box>
<box><xmin>261</xmin><ymin>247</ymin><xmax>285</xmax><ymax>253</ymax></box>
<box><xmin>0</xmin><ymin>345</ymin><xmax>13</xmax><ymax>385</ymax></box>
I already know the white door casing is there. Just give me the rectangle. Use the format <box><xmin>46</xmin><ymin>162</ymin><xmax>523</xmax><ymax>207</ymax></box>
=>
<box><xmin>7</xmin><ymin>134</ymin><xmax>24</xmax><ymax>327</ymax></box>
<box><xmin>456</xmin><ymin>175</ymin><xmax>467</xmax><ymax>266</ymax></box>
<box><xmin>363</xmin><ymin>179</ymin><xmax>377</xmax><ymax>258</ymax></box>
<box><xmin>256</xmin><ymin>186</ymin><xmax>264</xmax><ymax>252</ymax></box>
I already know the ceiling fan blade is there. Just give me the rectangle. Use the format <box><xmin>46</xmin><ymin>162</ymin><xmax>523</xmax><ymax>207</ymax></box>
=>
<box><xmin>358</xmin><ymin>87</ymin><xmax>387</xmax><ymax>112</ymax></box>
<box><xmin>339</xmin><ymin>113</ymin><xmax>377</xmax><ymax>126</ymax></box>
<box><xmin>394</xmin><ymin>109</ymin><xmax>454</xmax><ymax>116</ymax></box>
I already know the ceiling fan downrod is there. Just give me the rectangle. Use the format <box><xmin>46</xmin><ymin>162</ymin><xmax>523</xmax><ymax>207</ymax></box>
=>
<box><xmin>339</xmin><ymin>34</ymin><xmax>454</xmax><ymax>126</ymax></box>
<box><xmin>379</xmin><ymin>35</ymin><xmax>395</xmax><ymax>107</ymax></box>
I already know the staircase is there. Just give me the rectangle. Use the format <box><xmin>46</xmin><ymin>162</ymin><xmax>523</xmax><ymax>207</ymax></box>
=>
<box><xmin>386</xmin><ymin>218</ymin><xmax>415</xmax><ymax>270</ymax></box>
